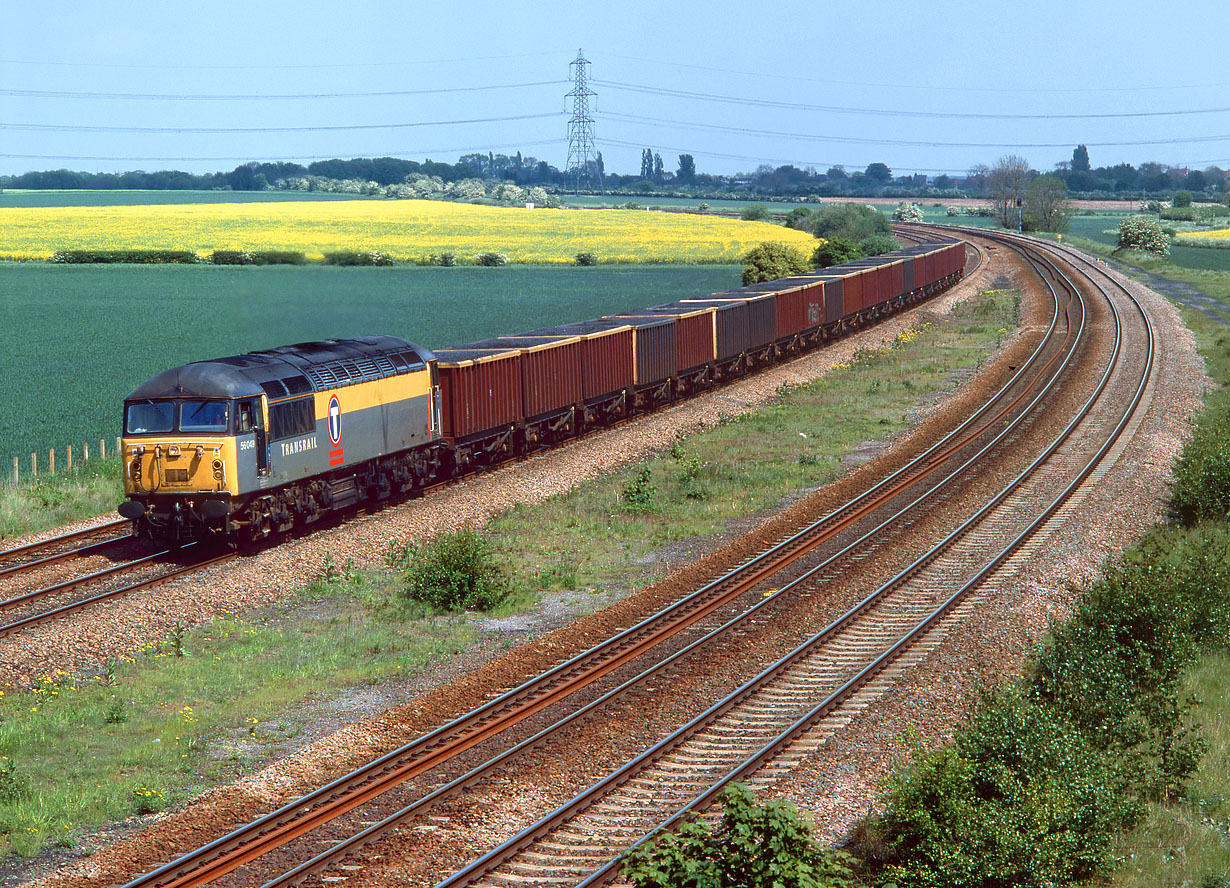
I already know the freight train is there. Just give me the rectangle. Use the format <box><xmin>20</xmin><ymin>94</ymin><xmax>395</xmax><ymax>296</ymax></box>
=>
<box><xmin>117</xmin><ymin>238</ymin><xmax>966</xmax><ymax>545</ymax></box>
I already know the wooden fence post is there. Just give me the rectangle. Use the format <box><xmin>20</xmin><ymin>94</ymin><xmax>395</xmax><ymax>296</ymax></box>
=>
<box><xmin>67</xmin><ymin>445</ymin><xmax>73</xmax><ymax>472</ymax></box>
<box><xmin>116</xmin><ymin>437</ymin><xmax>121</xmax><ymax>457</ymax></box>
<box><xmin>101</xmin><ymin>438</ymin><xmax>106</xmax><ymax>459</ymax></box>
<box><xmin>84</xmin><ymin>441</ymin><xmax>90</xmax><ymax>462</ymax></box>
<box><xmin>31</xmin><ymin>452</ymin><xmax>37</xmax><ymax>478</ymax></box>
<box><xmin>50</xmin><ymin>448</ymin><xmax>55</xmax><ymax>476</ymax></box>
<box><xmin>11</xmin><ymin>456</ymin><xmax>16</xmax><ymax>486</ymax></box>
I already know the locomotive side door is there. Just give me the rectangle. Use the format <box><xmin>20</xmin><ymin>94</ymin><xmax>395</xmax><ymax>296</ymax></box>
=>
<box><xmin>236</xmin><ymin>398</ymin><xmax>269</xmax><ymax>479</ymax></box>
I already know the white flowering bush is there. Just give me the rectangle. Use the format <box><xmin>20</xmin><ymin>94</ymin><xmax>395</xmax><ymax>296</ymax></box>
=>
<box><xmin>446</xmin><ymin>178</ymin><xmax>489</xmax><ymax>201</ymax></box>
<box><xmin>526</xmin><ymin>186</ymin><xmax>558</xmax><ymax>208</ymax></box>
<box><xmin>389</xmin><ymin>174</ymin><xmax>445</xmax><ymax>200</ymax></box>
<box><xmin>1117</xmin><ymin>215</ymin><xmax>1171</xmax><ymax>257</ymax></box>
<box><xmin>491</xmin><ymin>183</ymin><xmax>526</xmax><ymax>205</ymax></box>
<box><xmin>892</xmin><ymin>201</ymin><xmax>924</xmax><ymax>223</ymax></box>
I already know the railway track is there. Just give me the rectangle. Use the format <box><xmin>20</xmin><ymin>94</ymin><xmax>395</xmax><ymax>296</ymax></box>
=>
<box><xmin>419</xmin><ymin>230</ymin><xmax>1154</xmax><ymax>888</ymax></box>
<box><xmin>0</xmin><ymin>516</ymin><xmax>128</xmax><ymax>579</ymax></box>
<box><xmin>111</xmin><ymin>234</ymin><xmax>1159</xmax><ymax>888</ymax></box>
<box><xmin>0</xmin><ymin>547</ymin><xmax>237</xmax><ymax>639</ymax></box>
<box><xmin>0</xmin><ymin>518</ymin><xmax>238</xmax><ymax>639</ymax></box>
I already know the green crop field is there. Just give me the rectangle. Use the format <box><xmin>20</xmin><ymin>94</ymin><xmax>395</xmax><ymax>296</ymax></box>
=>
<box><xmin>0</xmin><ymin>263</ymin><xmax>740</xmax><ymax>471</ymax></box>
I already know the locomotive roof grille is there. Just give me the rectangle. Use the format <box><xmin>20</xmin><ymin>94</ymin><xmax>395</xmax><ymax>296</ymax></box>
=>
<box><xmin>126</xmin><ymin>336</ymin><xmax>436</xmax><ymax>403</ymax></box>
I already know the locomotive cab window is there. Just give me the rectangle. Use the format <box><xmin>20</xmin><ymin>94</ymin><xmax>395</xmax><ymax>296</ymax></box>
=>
<box><xmin>125</xmin><ymin>400</ymin><xmax>175</xmax><ymax>434</ymax></box>
<box><xmin>179</xmin><ymin>400</ymin><xmax>230</xmax><ymax>433</ymax></box>
<box><xmin>237</xmin><ymin>400</ymin><xmax>260</xmax><ymax>432</ymax></box>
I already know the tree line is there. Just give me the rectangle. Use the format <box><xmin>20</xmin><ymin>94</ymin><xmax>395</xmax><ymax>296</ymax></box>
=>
<box><xmin>2</xmin><ymin>144</ymin><xmax>1225</xmax><ymax>203</ymax></box>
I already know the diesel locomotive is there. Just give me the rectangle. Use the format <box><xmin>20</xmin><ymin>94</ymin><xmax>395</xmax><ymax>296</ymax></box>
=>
<box><xmin>119</xmin><ymin>336</ymin><xmax>443</xmax><ymax>544</ymax></box>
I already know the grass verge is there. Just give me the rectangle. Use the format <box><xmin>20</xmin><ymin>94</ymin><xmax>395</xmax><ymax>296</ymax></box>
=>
<box><xmin>0</xmin><ymin>458</ymin><xmax>123</xmax><ymax>539</ymax></box>
<box><xmin>1100</xmin><ymin>258</ymin><xmax>1230</xmax><ymax>887</ymax></box>
<box><xmin>0</xmin><ymin>287</ymin><xmax>1020</xmax><ymax>861</ymax></box>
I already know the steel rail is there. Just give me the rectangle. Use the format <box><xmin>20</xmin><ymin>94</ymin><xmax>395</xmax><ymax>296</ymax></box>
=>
<box><xmin>0</xmin><ymin>548</ymin><xmax>172</xmax><ymax>611</ymax></box>
<box><xmin>0</xmin><ymin>535</ymin><xmax>131</xmax><ymax>584</ymax></box>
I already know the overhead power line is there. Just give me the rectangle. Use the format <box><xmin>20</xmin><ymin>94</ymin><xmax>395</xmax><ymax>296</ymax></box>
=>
<box><xmin>0</xmin><ymin>139</ymin><xmax>565</xmax><ymax>164</ymax></box>
<box><xmin>0</xmin><ymin>51</ymin><xmax>561</xmax><ymax>71</ymax></box>
<box><xmin>596</xmin><ymin>79</ymin><xmax>1230</xmax><ymax>121</ymax></box>
<box><xmin>604</xmin><ymin>53</ymin><xmax>1230</xmax><ymax>95</ymax></box>
<box><xmin>0</xmin><ymin>112</ymin><xmax>563</xmax><ymax>135</ymax></box>
<box><xmin>603</xmin><ymin>111</ymin><xmax>1230</xmax><ymax>150</ymax></box>
<box><xmin>0</xmin><ymin>80</ymin><xmax>566</xmax><ymax>101</ymax></box>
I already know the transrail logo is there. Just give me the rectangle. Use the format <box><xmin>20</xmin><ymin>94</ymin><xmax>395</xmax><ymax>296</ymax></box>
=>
<box><xmin>328</xmin><ymin>395</ymin><xmax>345</xmax><ymax>466</ymax></box>
<box><xmin>280</xmin><ymin>436</ymin><xmax>317</xmax><ymax>457</ymax></box>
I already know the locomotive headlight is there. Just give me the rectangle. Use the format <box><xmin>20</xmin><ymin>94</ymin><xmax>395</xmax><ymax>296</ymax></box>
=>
<box><xmin>195</xmin><ymin>446</ymin><xmax>204</xmax><ymax>458</ymax></box>
<box><xmin>168</xmin><ymin>446</ymin><xmax>180</xmax><ymax>457</ymax></box>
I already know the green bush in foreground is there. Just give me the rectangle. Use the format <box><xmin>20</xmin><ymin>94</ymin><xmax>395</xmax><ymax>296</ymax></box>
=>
<box><xmin>1029</xmin><ymin>546</ymin><xmax>1205</xmax><ymax>802</ymax></box>
<box><xmin>863</xmin><ymin>687</ymin><xmax>1131</xmax><ymax>888</ymax></box>
<box><xmin>623</xmin><ymin>783</ymin><xmax>852</xmax><ymax>888</ymax></box>
<box><xmin>386</xmin><ymin>524</ymin><xmax>510</xmax><ymax>612</ymax></box>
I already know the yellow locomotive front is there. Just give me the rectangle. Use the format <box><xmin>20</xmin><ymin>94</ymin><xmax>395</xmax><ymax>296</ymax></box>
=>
<box><xmin>120</xmin><ymin>397</ymin><xmax>245</xmax><ymax>544</ymax></box>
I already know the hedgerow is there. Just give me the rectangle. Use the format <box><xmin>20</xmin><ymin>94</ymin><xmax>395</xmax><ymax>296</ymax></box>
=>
<box><xmin>50</xmin><ymin>249</ymin><xmax>200</xmax><ymax>264</ymax></box>
<box><xmin>209</xmin><ymin>250</ymin><xmax>307</xmax><ymax>265</ymax></box>
<box><xmin>1171</xmin><ymin>365</ymin><xmax>1230</xmax><ymax>523</ymax></box>
<box><xmin>322</xmin><ymin>250</ymin><xmax>395</xmax><ymax>266</ymax></box>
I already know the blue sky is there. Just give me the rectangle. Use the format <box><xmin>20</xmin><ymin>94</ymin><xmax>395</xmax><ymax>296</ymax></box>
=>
<box><xmin>2</xmin><ymin>0</ymin><xmax>1226</xmax><ymax>179</ymax></box>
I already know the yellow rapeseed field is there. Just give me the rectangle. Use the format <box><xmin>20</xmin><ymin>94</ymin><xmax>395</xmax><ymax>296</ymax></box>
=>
<box><xmin>1176</xmin><ymin>227</ymin><xmax>1230</xmax><ymax>241</ymax></box>
<box><xmin>0</xmin><ymin>199</ymin><xmax>818</xmax><ymax>263</ymax></box>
